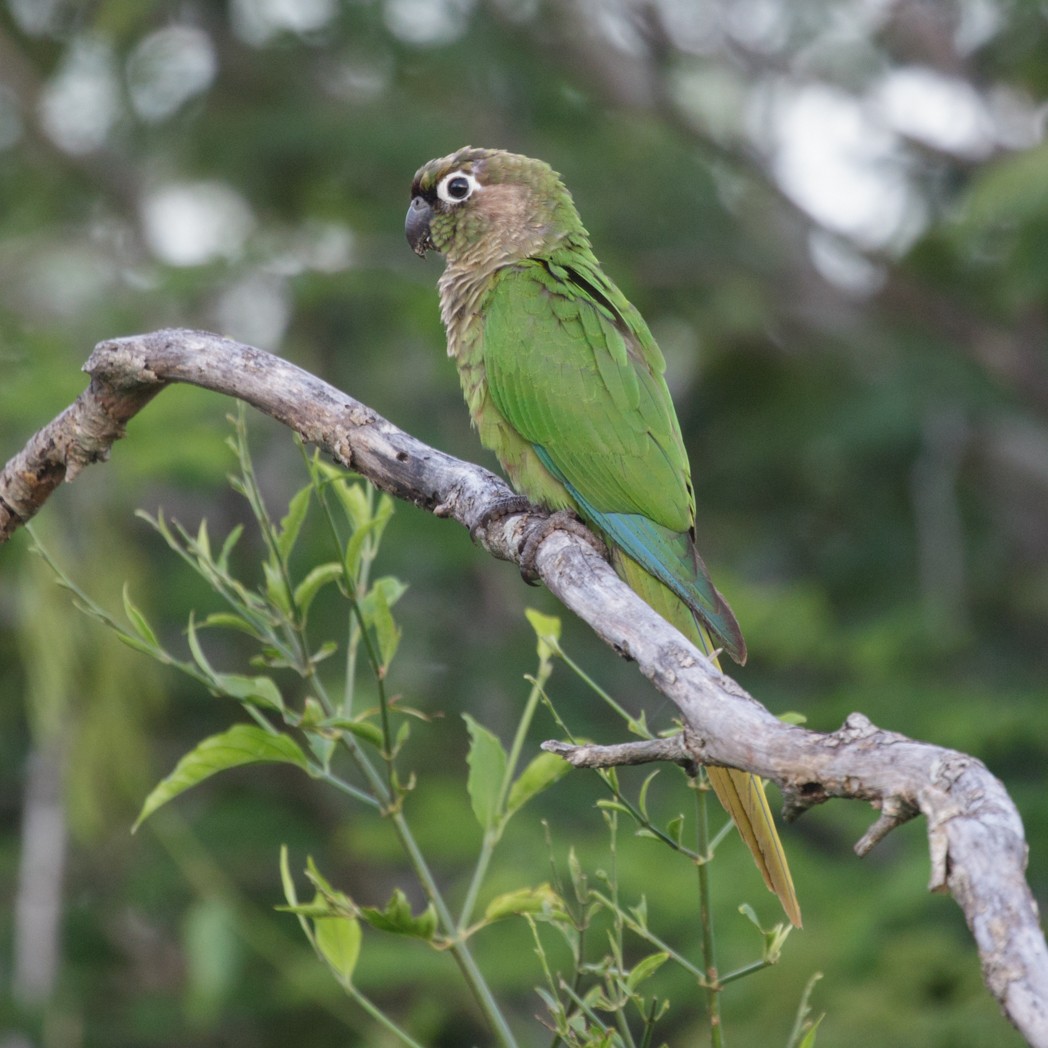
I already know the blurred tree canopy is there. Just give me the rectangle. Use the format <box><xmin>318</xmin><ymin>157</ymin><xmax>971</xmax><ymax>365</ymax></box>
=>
<box><xmin>1</xmin><ymin>1</ymin><xmax>1046</xmax><ymax>1045</ymax></box>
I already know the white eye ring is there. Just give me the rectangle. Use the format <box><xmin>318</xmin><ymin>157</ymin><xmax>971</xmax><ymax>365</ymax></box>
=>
<box><xmin>436</xmin><ymin>170</ymin><xmax>479</xmax><ymax>204</ymax></box>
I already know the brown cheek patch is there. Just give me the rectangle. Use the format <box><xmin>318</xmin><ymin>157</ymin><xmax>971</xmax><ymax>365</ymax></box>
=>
<box><xmin>476</xmin><ymin>183</ymin><xmax>550</xmax><ymax>254</ymax></box>
<box><xmin>478</xmin><ymin>183</ymin><xmax>530</xmax><ymax>231</ymax></box>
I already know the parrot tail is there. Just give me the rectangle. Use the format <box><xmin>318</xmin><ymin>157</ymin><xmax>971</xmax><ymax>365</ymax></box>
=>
<box><xmin>615</xmin><ymin>552</ymin><xmax>802</xmax><ymax>928</ymax></box>
<box><xmin>705</xmin><ymin>765</ymin><xmax>802</xmax><ymax>928</ymax></box>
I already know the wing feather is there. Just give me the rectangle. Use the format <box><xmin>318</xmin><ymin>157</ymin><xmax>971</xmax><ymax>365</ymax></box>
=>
<box><xmin>483</xmin><ymin>259</ymin><xmax>691</xmax><ymax>530</ymax></box>
<box><xmin>482</xmin><ymin>257</ymin><xmax>745</xmax><ymax>661</ymax></box>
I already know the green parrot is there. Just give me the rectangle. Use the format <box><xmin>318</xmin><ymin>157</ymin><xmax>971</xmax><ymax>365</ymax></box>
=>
<box><xmin>406</xmin><ymin>146</ymin><xmax>800</xmax><ymax>927</ymax></box>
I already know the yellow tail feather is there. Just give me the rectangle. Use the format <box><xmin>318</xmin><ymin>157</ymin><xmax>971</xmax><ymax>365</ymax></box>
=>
<box><xmin>705</xmin><ymin>765</ymin><xmax>802</xmax><ymax>927</ymax></box>
<box><xmin>617</xmin><ymin>553</ymin><xmax>802</xmax><ymax>927</ymax></box>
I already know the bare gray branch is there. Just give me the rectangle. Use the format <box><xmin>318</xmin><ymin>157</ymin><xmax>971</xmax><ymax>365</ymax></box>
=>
<box><xmin>1</xmin><ymin>328</ymin><xmax>1045</xmax><ymax>1046</ymax></box>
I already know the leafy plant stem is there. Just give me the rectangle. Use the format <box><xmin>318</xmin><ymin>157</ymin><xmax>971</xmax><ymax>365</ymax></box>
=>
<box><xmin>785</xmin><ymin>971</ymin><xmax>824</xmax><ymax>1048</ymax></box>
<box><xmin>558</xmin><ymin>978</ymin><xmax>611</xmax><ymax>1036</ymax></box>
<box><xmin>596</xmin><ymin>773</ymin><xmax>703</xmax><ymax>860</ymax></box>
<box><xmin>695</xmin><ymin>777</ymin><xmax>724</xmax><ymax>1047</ymax></box>
<box><xmin>229</xmin><ymin>408</ymin><xmax>303</xmax><ymax>635</ymax></box>
<box><xmin>338</xmin><ymin>978</ymin><xmax>428</xmax><ymax>1048</ymax></box>
<box><xmin>315</xmin><ymin>766</ymin><xmax>382</xmax><ymax>809</ymax></box>
<box><xmin>719</xmin><ymin>958</ymin><xmax>772</xmax><ymax>986</ymax></box>
<box><xmin>294</xmin><ymin>459</ymin><xmax>518</xmax><ymax>1045</ymax></box>
<box><xmin>388</xmin><ymin>805</ymin><xmax>520</xmax><ymax>1048</ymax></box>
<box><xmin>458</xmin><ymin>657</ymin><xmax>552</xmax><ymax>931</ymax></box>
<box><xmin>308</xmin><ymin>666</ymin><xmax>517</xmax><ymax>1048</ymax></box>
<box><xmin>501</xmin><ymin>656</ymin><xmax>552</xmax><ymax>810</ymax></box>
<box><xmin>551</xmin><ymin>644</ymin><xmax>637</xmax><ymax>727</ymax></box>
<box><xmin>311</xmin><ymin>463</ymin><xmax>396</xmax><ymax>786</ymax></box>
<box><xmin>587</xmin><ymin>890</ymin><xmax>708</xmax><ymax>984</ymax></box>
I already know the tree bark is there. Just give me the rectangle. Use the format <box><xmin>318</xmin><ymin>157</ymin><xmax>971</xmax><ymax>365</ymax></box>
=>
<box><xmin>1</xmin><ymin>328</ymin><xmax>1046</xmax><ymax>1046</ymax></box>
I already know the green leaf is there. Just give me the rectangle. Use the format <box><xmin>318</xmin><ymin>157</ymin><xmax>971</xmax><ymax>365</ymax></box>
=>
<box><xmin>738</xmin><ymin>903</ymin><xmax>792</xmax><ymax>962</ymax></box>
<box><xmin>323</xmin><ymin>717</ymin><xmax>384</xmax><ymax>747</ymax></box>
<box><xmin>524</xmin><ymin>608</ymin><xmax>562</xmax><ymax>661</ymax></box>
<box><xmin>567</xmin><ymin>848</ymin><xmax>586</xmax><ymax>899</ymax></box>
<box><xmin>360</xmin><ymin>888</ymin><xmax>437</xmax><ymax>939</ymax></box>
<box><xmin>355</xmin><ymin>719</ymin><xmax>388</xmax><ymax>749</ymax></box>
<box><xmin>186</xmin><ymin>615</ymin><xmax>216</xmax><ymax>677</ymax></box>
<box><xmin>334</xmin><ymin>479</ymin><xmax>373</xmax><ymax>533</ymax></box>
<box><xmin>506</xmin><ymin>751</ymin><xmax>571</xmax><ymax>816</ymax></box>
<box><xmin>309</xmin><ymin>640</ymin><xmax>338</xmax><ymax>663</ymax></box>
<box><xmin>739</xmin><ymin>902</ymin><xmax>762</xmax><ymax>929</ymax></box>
<box><xmin>195</xmin><ymin>518</ymin><xmax>212</xmax><ymax>562</ymax></box>
<box><xmin>630</xmin><ymin>897</ymin><xmax>649</xmax><ymax>929</ymax></box>
<box><xmin>626</xmin><ymin>951</ymin><xmax>669</xmax><ymax>992</ymax></box>
<box><xmin>212</xmin><ymin>672</ymin><xmax>284</xmax><ymax>711</ymax></box>
<box><xmin>134</xmin><ymin>725</ymin><xmax>310</xmax><ymax>830</ymax></box>
<box><xmin>122</xmin><ymin>584</ymin><xmax>159</xmax><ymax>647</ymax></box>
<box><xmin>787</xmin><ymin>972</ymin><xmax>825</xmax><ymax>1048</ymax></box>
<box><xmin>637</xmin><ymin>770</ymin><xmax>659</xmax><ymax>818</ymax></box>
<box><xmin>359</xmin><ymin>576</ymin><xmax>406</xmax><ymax>669</ymax></box>
<box><xmin>279</xmin><ymin>845</ymin><xmax>299</xmax><ymax>908</ymax></box>
<box><xmin>216</xmin><ymin>523</ymin><xmax>244</xmax><ymax>572</ymax></box>
<box><xmin>463</xmin><ymin>714</ymin><xmax>507</xmax><ymax>831</ymax></box>
<box><xmin>483</xmin><ymin>883</ymin><xmax>562</xmax><ymax>923</ymax></box>
<box><xmin>626</xmin><ymin>710</ymin><xmax>650</xmax><ymax>738</ymax></box>
<box><xmin>198</xmin><ymin>612</ymin><xmax>262</xmax><ymax>637</ymax></box>
<box><xmin>797</xmin><ymin>1018</ymin><xmax>823</xmax><ymax>1048</ymax></box>
<box><xmin>304</xmin><ymin>855</ymin><xmax>354</xmax><ymax>912</ymax></box>
<box><xmin>262</xmin><ymin>559</ymin><xmax>291</xmax><ymax>615</ymax></box>
<box><xmin>339</xmin><ymin>487</ymin><xmax>394</xmax><ymax>575</ymax></box>
<box><xmin>293</xmin><ymin>562</ymin><xmax>343</xmax><ymax>614</ymax></box>
<box><xmin>186</xmin><ymin>618</ymin><xmax>283</xmax><ymax>709</ymax></box>
<box><xmin>665</xmin><ymin>813</ymin><xmax>684</xmax><ymax>846</ymax></box>
<box><xmin>394</xmin><ymin>718</ymin><xmax>411</xmax><ymax>753</ymax></box>
<box><xmin>276</xmin><ymin>484</ymin><xmax>311</xmax><ymax>562</ymax></box>
<box><xmin>115</xmin><ymin>631</ymin><xmax>165</xmax><ymax>657</ymax></box>
<box><xmin>314</xmin><ymin>916</ymin><xmax>361</xmax><ymax>982</ymax></box>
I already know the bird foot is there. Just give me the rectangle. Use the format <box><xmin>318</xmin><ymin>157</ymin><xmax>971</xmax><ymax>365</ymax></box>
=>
<box><xmin>519</xmin><ymin>509</ymin><xmax>607</xmax><ymax>585</ymax></box>
<box><xmin>469</xmin><ymin>495</ymin><xmax>534</xmax><ymax>542</ymax></box>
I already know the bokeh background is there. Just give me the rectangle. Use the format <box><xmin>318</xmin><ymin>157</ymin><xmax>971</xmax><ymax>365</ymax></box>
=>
<box><xmin>1</xmin><ymin>1</ymin><xmax>1047</xmax><ymax>1045</ymax></box>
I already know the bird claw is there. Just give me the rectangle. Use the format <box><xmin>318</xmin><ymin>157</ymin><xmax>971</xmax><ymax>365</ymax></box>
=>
<box><xmin>519</xmin><ymin>509</ymin><xmax>606</xmax><ymax>585</ymax></box>
<box><xmin>469</xmin><ymin>495</ymin><xmax>533</xmax><ymax>542</ymax></box>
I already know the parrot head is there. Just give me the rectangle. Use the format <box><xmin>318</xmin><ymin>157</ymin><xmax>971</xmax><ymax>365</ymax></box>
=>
<box><xmin>406</xmin><ymin>146</ymin><xmax>583</xmax><ymax>267</ymax></box>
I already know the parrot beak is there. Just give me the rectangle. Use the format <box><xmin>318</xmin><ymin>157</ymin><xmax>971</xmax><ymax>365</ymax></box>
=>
<box><xmin>405</xmin><ymin>196</ymin><xmax>434</xmax><ymax>257</ymax></box>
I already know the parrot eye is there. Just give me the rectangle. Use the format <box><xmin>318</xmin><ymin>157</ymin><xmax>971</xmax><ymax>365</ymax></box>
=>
<box><xmin>436</xmin><ymin>170</ymin><xmax>478</xmax><ymax>204</ymax></box>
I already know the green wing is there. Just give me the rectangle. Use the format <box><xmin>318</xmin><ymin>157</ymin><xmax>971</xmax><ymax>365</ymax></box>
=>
<box><xmin>485</xmin><ymin>255</ymin><xmax>689</xmax><ymax>523</ymax></box>
<box><xmin>482</xmin><ymin>252</ymin><xmax>745</xmax><ymax>661</ymax></box>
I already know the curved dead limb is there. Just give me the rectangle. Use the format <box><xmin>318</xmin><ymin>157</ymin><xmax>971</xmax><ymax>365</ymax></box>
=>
<box><xmin>1</xmin><ymin>328</ymin><xmax>1045</xmax><ymax>1046</ymax></box>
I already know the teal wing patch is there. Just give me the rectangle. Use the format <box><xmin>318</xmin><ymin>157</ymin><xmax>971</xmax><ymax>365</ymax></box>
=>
<box><xmin>532</xmin><ymin>447</ymin><xmax>745</xmax><ymax>661</ymax></box>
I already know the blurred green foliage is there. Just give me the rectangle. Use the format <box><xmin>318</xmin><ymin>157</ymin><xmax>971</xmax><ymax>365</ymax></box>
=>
<box><xmin>1</xmin><ymin>1</ymin><xmax>1046</xmax><ymax>1045</ymax></box>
